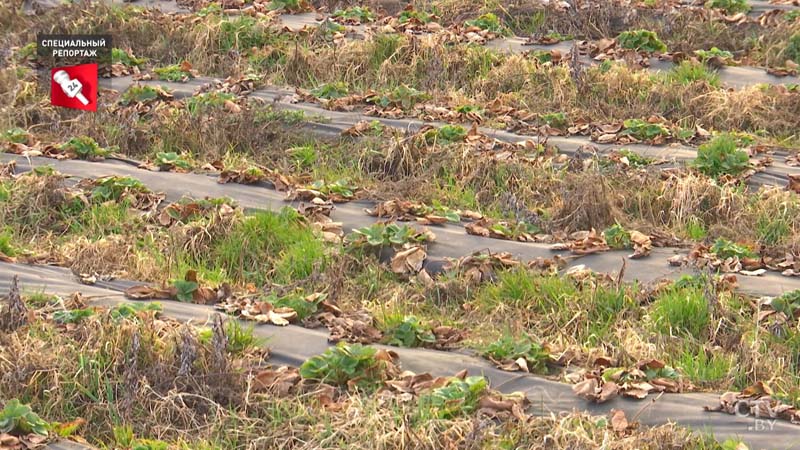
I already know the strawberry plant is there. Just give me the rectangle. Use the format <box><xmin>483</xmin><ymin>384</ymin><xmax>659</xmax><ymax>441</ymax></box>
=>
<box><xmin>382</xmin><ymin>315</ymin><xmax>435</xmax><ymax>347</ymax></box>
<box><xmin>620</xmin><ymin>119</ymin><xmax>670</xmax><ymax>140</ymax></box>
<box><xmin>368</xmin><ymin>85</ymin><xmax>430</xmax><ymax>109</ymax></box>
<box><xmin>0</xmin><ymin>399</ymin><xmax>49</xmax><ymax>436</ymax></box>
<box><xmin>616</xmin><ymin>30</ymin><xmax>667</xmax><ymax>53</ymax></box>
<box><xmin>110</xmin><ymin>303</ymin><xmax>162</xmax><ymax>321</ymax></box>
<box><xmin>424</xmin><ymin>125</ymin><xmax>467</xmax><ymax>144</ymax></box>
<box><xmin>705</xmin><ymin>0</ymin><xmax>750</xmax><ymax>14</ymax></box>
<box><xmin>398</xmin><ymin>9</ymin><xmax>434</xmax><ymax>24</ymax></box>
<box><xmin>299</xmin><ymin>343</ymin><xmax>388</xmax><ymax>389</ymax></box>
<box><xmin>347</xmin><ymin>223</ymin><xmax>432</xmax><ymax>248</ymax></box>
<box><xmin>417</xmin><ymin>376</ymin><xmax>488</xmax><ymax>419</ymax></box>
<box><xmin>91</xmin><ymin>176</ymin><xmax>148</xmax><ymax>202</ymax></box>
<box><xmin>483</xmin><ymin>334</ymin><xmax>550</xmax><ymax>373</ymax></box>
<box><xmin>311</xmin><ymin>82</ymin><xmax>349</xmax><ymax>100</ymax></box>
<box><xmin>332</xmin><ymin>6</ymin><xmax>375</xmax><ymax>23</ymax></box>
<box><xmin>60</xmin><ymin>136</ymin><xmax>113</xmax><ymax>159</ymax></box>
<box><xmin>694</xmin><ymin>47</ymin><xmax>733</xmax><ymax>64</ymax></box>
<box><xmin>464</xmin><ymin>13</ymin><xmax>507</xmax><ymax>35</ymax></box>
<box><xmin>308</xmin><ymin>179</ymin><xmax>356</xmax><ymax>199</ymax></box>
<box><xmin>155</xmin><ymin>152</ymin><xmax>192</xmax><ymax>170</ymax></box>
<box><xmin>52</xmin><ymin>308</ymin><xmax>95</xmax><ymax>324</ymax></box>
<box><xmin>604</xmin><ymin>223</ymin><xmax>632</xmax><ymax>249</ymax></box>
<box><xmin>692</xmin><ymin>134</ymin><xmax>750</xmax><ymax>178</ymax></box>
<box><xmin>1</xmin><ymin>128</ymin><xmax>30</xmax><ymax>144</ymax></box>
<box><xmin>710</xmin><ymin>238</ymin><xmax>756</xmax><ymax>259</ymax></box>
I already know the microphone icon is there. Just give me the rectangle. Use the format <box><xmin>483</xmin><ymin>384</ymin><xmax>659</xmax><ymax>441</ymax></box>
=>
<box><xmin>53</xmin><ymin>70</ymin><xmax>90</xmax><ymax>106</ymax></box>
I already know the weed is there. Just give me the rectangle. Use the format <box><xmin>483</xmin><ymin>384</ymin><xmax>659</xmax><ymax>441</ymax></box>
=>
<box><xmin>692</xmin><ymin>134</ymin><xmax>750</xmax><ymax>178</ymax></box>
<box><xmin>612</xmin><ymin>149</ymin><xmax>654</xmax><ymax>168</ymax></box>
<box><xmin>465</xmin><ymin>13</ymin><xmax>507</xmax><ymax>35</ymax></box>
<box><xmin>112</xmin><ymin>48</ymin><xmax>146</xmax><ymax>67</ymax></box>
<box><xmin>0</xmin><ymin>399</ymin><xmax>49</xmax><ymax>436</ymax></box>
<box><xmin>186</xmin><ymin>92</ymin><xmax>236</xmax><ymax>115</ymax></box>
<box><xmin>665</xmin><ymin>61</ymin><xmax>720</xmax><ymax>87</ymax></box>
<box><xmin>710</xmin><ymin>237</ymin><xmax>755</xmax><ymax>259</ymax></box>
<box><xmin>417</xmin><ymin>376</ymin><xmax>488</xmax><ymax>419</ymax></box>
<box><xmin>153</xmin><ymin>64</ymin><xmax>193</xmax><ymax>82</ymax></box>
<box><xmin>59</xmin><ymin>136</ymin><xmax>113</xmax><ymax>160</ymax></box>
<box><xmin>620</xmin><ymin>119</ymin><xmax>670</xmax><ymax>140</ymax></box>
<box><xmin>120</xmin><ymin>85</ymin><xmax>167</xmax><ymax>105</ymax></box>
<box><xmin>299</xmin><ymin>343</ymin><xmax>388</xmax><ymax>389</ymax></box>
<box><xmin>770</xmin><ymin>290</ymin><xmax>800</xmax><ymax>318</ymax></box>
<box><xmin>650</xmin><ymin>286</ymin><xmax>710</xmax><ymax>337</ymax></box>
<box><xmin>218</xmin><ymin>16</ymin><xmax>273</xmax><ymax>53</ymax></box>
<box><xmin>382</xmin><ymin>315</ymin><xmax>435</xmax><ymax>347</ymax></box>
<box><xmin>787</xmin><ymin>33</ymin><xmax>800</xmax><ymax>64</ymax></box>
<box><xmin>173</xmin><ymin>279</ymin><xmax>198</xmax><ymax>302</ymax></box>
<box><xmin>705</xmin><ymin>0</ymin><xmax>751</xmax><ymax>14</ymax></box>
<box><xmin>676</xmin><ymin>346</ymin><xmax>732</xmax><ymax>385</ymax></box>
<box><xmin>483</xmin><ymin>334</ymin><xmax>550</xmax><ymax>373</ymax></box>
<box><xmin>288</xmin><ymin>144</ymin><xmax>318</xmax><ymax>169</ymax></box>
<box><xmin>332</xmin><ymin>6</ymin><xmax>374</xmax><ymax>23</ymax></box>
<box><xmin>541</xmin><ymin>112</ymin><xmax>568</xmax><ymax>128</ymax></box>
<box><xmin>616</xmin><ymin>30</ymin><xmax>667</xmax><ymax>53</ymax></box>
<box><xmin>685</xmin><ymin>216</ymin><xmax>708</xmax><ymax>240</ymax></box>
<box><xmin>269</xmin><ymin>0</ymin><xmax>304</xmax><ymax>12</ymax></box>
<box><xmin>205</xmin><ymin>208</ymin><xmax>326</xmax><ymax>285</ymax></box>
<box><xmin>0</xmin><ymin>227</ymin><xmax>18</xmax><ymax>257</ymax></box>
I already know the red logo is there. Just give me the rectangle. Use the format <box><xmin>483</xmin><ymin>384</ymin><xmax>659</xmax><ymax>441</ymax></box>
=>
<box><xmin>50</xmin><ymin>63</ymin><xmax>97</xmax><ymax>111</ymax></box>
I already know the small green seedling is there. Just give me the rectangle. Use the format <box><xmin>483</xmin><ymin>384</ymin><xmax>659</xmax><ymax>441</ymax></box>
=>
<box><xmin>110</xmin><ymin>302</ymin><xmax>162</xmax><ymax>320</ymax></box>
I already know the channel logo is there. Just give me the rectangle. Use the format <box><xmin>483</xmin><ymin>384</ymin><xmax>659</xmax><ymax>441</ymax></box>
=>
<box><xmin>50</xmin><ymin>63</ymin><xmax>97</xmax><ymax>111</ymax></box>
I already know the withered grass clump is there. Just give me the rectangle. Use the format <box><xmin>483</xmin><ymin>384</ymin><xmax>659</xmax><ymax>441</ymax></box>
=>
<box><xmin>0</xmin><ymin>292</ymin><xmax>729</xmax><ymax>448</ymax></box>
